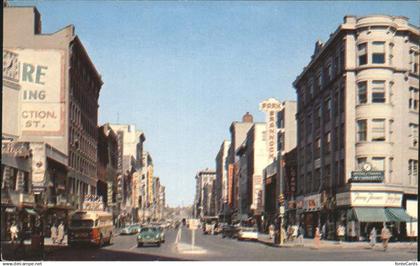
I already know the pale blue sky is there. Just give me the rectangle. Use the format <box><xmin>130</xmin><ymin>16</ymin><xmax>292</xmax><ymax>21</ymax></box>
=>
<box><xmin>11</xmin><ymin>1</ymin><xmax>419</xmax><ymax>206</ymax></box>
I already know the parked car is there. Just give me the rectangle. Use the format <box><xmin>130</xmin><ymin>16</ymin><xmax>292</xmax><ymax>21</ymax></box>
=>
<box><xmin>137</xmin><ymin>227</ymin><xmax>163</xmax><ymax>247</ymax></box>
<box><xmin>120</xmin><ymin>224</ymin><xmax>141</xmax><ymax>235</ymax></box>
<box><xmin>237</xmin><ymin>226</ymin><xmax>258</xmax><ymax>241</ymax></box>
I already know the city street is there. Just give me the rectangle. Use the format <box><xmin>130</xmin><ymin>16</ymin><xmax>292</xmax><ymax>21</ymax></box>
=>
<box><xmin>4</xmin><ymin>227</ymin><xmax>415</xmax><ymax>261</ymax></box>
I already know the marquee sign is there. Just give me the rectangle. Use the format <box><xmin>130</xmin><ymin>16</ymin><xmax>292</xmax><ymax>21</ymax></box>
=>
<box><xmin>349</xmin><ymin>171</ymin><xmax>384</xmax><ymax>183</ymax></box>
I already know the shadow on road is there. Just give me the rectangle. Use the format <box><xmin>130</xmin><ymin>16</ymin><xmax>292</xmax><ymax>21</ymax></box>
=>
<box><xmin>1</xmin><ymin>243</ymin><xmax>191</xmax><ymax>261</ymax></box>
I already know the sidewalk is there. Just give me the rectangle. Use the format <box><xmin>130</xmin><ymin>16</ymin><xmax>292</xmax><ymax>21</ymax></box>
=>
<box><xmin>257</xmin><ymin>233</ymin><xmax>418</xmax><ymax>250</ymax></box>
<box><xmin>1</xmin><ymin>237</ymin><xmax>68</xmax><ymax>260</ymax></box>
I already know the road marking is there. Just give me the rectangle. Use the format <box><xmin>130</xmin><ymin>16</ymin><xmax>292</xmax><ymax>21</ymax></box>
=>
<box><xmin>129</xmin><ymin>244</ymin><xmax>138</xmax><ymax>250</ymax></box>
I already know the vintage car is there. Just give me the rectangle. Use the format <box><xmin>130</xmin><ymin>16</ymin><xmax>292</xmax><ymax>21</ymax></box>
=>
<box><xmin>137</xmin><ymin>227</ymin><xmax>163</xmax><ymax>247</ymax></box>
<box><xmin>120</xmin><ymin>224</ymin><xmax>141</xmax><ymax>235</ymax></box>
<box><xmin>237</xmin><ymin>226</ymin><xmax>259</xmax><ymax>241</ymax></box>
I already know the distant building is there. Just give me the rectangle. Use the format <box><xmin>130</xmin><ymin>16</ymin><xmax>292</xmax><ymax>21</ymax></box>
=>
<box><xmin>193</xmin><ymin>169</ymin><xmax>216</xmax><ymax>218</ymax></box>
<box><xmin>215</xmin><ymin>140</ymin><xmax>230</xmax><ymax>220</ymax></box>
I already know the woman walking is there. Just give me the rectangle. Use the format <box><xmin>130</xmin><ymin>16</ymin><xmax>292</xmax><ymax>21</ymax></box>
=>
<box><xmin>369</xmin><ymin>227</ymin><xmax>377</xmax><ymax>248</ymax></box>
<box><xmin>381</xmin><ymin>225</ymin><xmax>391</xmax><ymax>251</ymax></box>
<box><xmin>50</xmin><ymin>223</ymin><xmax>58</xmax><ymax>244</ymax></box>
<box><xmin>314</xmin><ymin>226</ymin><xmax>321</xmax><ymax>249</ymax></box>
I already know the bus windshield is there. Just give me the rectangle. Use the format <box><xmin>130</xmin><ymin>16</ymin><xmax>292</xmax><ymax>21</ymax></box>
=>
<box><xmin>71</xmin><ymin>219</ymin><xmax>94</xmax><ymax>228</ymax></box>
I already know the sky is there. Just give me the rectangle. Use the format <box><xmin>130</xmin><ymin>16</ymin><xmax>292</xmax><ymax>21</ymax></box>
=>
<box><xmin>10</xmin><ymin>0</ymin><xmax>419</xmax><ymax>207</ymax></box>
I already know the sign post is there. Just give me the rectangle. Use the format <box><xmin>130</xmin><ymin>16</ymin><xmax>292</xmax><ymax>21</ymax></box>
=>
<box><xmin>188</xmin><ymin>219</ymin><xmax>199</xmax><ymax>249</ymax></box>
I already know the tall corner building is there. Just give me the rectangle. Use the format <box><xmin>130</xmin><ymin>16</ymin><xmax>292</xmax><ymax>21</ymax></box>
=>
<box><xmin>293</xmin><ymin>15</ymin><xmax>418</xmax><ymax>239</ymax></box>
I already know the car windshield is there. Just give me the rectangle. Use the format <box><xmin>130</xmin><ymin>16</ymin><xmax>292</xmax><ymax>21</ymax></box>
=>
<box><xmin>71</xmin><ymin>220</ymin><xmax>94</xmax><ymax>228</ymax></box>
<box><xmin>140</xmin><ymin>227</ymin><xmax>157</xmax><ymax>233</ymax></box>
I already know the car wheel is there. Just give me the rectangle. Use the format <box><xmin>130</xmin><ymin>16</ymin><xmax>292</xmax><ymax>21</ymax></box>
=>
<box><xmin>157</xmin><ymin>242</ymin><xmax>161</xmax><ymax>247</ymax></box>
<box><xmin>137</xmin><ymin>243</ymin><xmax>143</xmax><ymax>247</ymax></box>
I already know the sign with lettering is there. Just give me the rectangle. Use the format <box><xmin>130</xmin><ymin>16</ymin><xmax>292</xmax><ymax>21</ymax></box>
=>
<box><xmin>11</xmin><ymin>49</ymin><xmax>64</xmax><ymax>135</ymax></box>
<box><xmin>2</xmin><ymin>142</ymin><xmax>31</xmax><ymax>157</ymax></box>
<box><xmin>259</xmin><ymin>98</ymin><xmax>282</xmax><ymax>160</ymax></box>
<box><xmin>303</xmin><ymin>194</ymin><xmax>321</xmax><ymax>211</ymax></box>
<box><xmin>336</xmin><ymin>192</ymin><xmax>402</xmax><ymax>207</ymax></box>
<box><xmin>349</xmin><ymin>171</ymin><xmax>384</xmax><ymax>183</ymax></box>
<box><xmin>30</xmin><ymin>142</ymin><xmax>46</xmax><ymax>188</ymax></box>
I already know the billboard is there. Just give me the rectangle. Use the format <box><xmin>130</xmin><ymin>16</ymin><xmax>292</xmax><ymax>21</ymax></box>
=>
<box><xmin>12</xmin><ymin>49</ymin><xmax>65</xmax><ymax>136</ymax></box>
<box><xmin>259</xmin><ymin>98</ymin><xmax>282</xmax><ymax>160</ymax></box>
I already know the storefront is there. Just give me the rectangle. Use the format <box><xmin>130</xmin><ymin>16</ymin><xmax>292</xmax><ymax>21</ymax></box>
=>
<box><xmin>303</xmin><ymin>193</ymin><xmax>322</xmax><ymax>238</ymax></box>
<box><xmin>336</xmin><ymin>191</ymin><xmax>416</xmax><ymax>241</ymax></box>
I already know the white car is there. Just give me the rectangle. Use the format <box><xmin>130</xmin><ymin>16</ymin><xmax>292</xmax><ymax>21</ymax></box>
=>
<box><xmin>237</xmin><ymin>226</ymin><xmax>259</xmax><ymax>241</ymax></box>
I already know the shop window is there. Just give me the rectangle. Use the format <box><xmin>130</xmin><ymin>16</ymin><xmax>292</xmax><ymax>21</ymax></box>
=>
<box><xmin>357</xmin><ymin>81</ymin><xmax>367</xmax><ymax>104</ymax></box>
<box><xmin>358</xmin><ymin>43</ymin><xmax>367</xmax><ymax>65</ymax></box>
<box><xmin>372</xmin><ymin>42</ymin><xmax>385</xmax><ymax>64</ymax></box>
<box><xmin>371</xmin><ymin>119</ymin><xmax>386</xmax><ymax>142</ymax></box>
<box><xmin>372</xmin><ymin>81</ymin><xmax>386</xmax><ymax>103</ymax></box>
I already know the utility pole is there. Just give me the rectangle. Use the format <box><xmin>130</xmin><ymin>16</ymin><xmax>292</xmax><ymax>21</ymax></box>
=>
<box><xmin>278</xmin><ymin>157</ymin><xmax>285</xmax><ymax>246</ymax></box>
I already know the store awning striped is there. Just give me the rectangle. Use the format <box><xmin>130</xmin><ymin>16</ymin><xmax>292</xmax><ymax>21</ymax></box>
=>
<box><xmin>386</xmin><ymin>208</ymin><xmax>417</xmax><ymax>222</ymax></box>
<box><xmin>349</xmin><ymin>207</ymin><xmax>417</xmax><ymax>222</ymax></box>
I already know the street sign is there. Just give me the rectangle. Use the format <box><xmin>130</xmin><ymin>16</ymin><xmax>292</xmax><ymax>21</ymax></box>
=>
<box><xmin>349</xmin><ymin>171</ymin><xmax>384</xmax><ymax>183</ymax></box>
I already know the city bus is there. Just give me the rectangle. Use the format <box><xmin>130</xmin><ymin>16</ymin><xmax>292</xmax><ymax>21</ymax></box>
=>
<box><xmin>68</xmin><ymin>210</ymin><xmax>113</xmax><ymax>247</ymax></box>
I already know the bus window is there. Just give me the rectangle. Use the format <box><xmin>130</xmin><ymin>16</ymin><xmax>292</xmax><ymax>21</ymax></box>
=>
<box><xmin>71</xmin><ymin>220</ymin><xmax>94</xmax><ymax>227</ymax></box>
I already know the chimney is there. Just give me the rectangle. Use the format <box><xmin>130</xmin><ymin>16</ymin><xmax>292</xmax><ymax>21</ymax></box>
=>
<box><xmin>242</xmin><ymin>112</ymin><xmax>253</xmax><ymax>123</ymax></box>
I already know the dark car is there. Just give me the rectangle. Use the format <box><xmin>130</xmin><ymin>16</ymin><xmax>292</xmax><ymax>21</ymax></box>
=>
<box><xmin>222</xmin><ymin>224</ymin><xmax>238</xmax><ymax>238</ymax></box>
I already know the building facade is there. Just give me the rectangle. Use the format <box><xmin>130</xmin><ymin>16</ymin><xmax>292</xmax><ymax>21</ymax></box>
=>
<box><xmin>215</xmin><ymin>140</ymin><xmax>231</xmax><ymax>220</ymax></box>
<box><xmin>193</xmin><ymin>169</ymin><xmax>216</xmax><ymax>219</ymax></box>
<box><xmin>294</xmin><ymin>15</ymin><xmax>418</xmax><ymax>239</ymax></box>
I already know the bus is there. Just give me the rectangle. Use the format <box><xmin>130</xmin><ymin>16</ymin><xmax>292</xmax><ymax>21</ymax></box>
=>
<box><xmin>68</xmin><ymin>210</ymin><xmax>113</xmax><ymax>247</ymax></box>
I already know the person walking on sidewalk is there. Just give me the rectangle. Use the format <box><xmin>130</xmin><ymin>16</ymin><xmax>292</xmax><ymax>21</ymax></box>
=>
<box><xmin>369</xmin><ymin>227</ymin><xmax>377</xmax><ymax>248</ymax></box>
<box><xmin>268</xmin><ymin>224</ymin><xmax>275</xmax><ymax>240</ymax></box>
<box><xmin>57</xmin><ymin>221</ymin><xmax>65</xmax><ymax>245</ymax></box>
<box><xmin>10</xmin><ymin>222</ymin><xmax>19</xmax><ymax>244</ymax></box>
<box><xmin>337</xmin><ymin>224</ymin><xmax>345</xmax><ymax>244</ymax></box>
<box><xmin>297</xmin><ymin>224</ymin><xmax>305</xmax><ymax>246</ymax></box>
<box><xmin>381</xmin><ymin>225</ymin><xmax>391</xmax><ymax>251</ymax></box>
<box><xmin>321</xmin><ymin>223</ymin><xmax>327</xmax><ymax>240</ymax></box>
<box><xmin>50</xmin><ymin>223</ymin><xmax>58</xmax><ymax>244</ymax></box>
<box><xmin>314</xmin><ymin>226</ymin><xmax>321</xmax><ymax>249</ymax></box>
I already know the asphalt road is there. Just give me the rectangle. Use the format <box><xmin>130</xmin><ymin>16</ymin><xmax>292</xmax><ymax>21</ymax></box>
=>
<box><xmin>41</xmin><ymin>227</ymin><xmax>417</xmax><ymax>261</ymax></box>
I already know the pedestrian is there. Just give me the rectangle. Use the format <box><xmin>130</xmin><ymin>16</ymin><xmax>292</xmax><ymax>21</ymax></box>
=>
<box><xmin>314</xmin><ymin>226</ymin><xmax>321</xmax><ymax>249</ymax></box>
<box><xmin>50</xmin><ymin>223</ymin><xmax>58</xmax><ymax>244</ymax></box>
<box><xmin>337</xmin><ymin>224</ymin><xmax>345</xmax><ymax>244</ymax></box>
<box><xmin>369</xmin><ymin>227</ymin><xmax>377</xmax><ymax>248</ymax></box>
<box><xmin>297</xmin><ymin>224</ymin><xmax>305</xmax><ymax>246</ymax></box>
<box><xmin>10</xmin><ymin>222</ymin><xmax>19</xmax><ymax>244</ymax></box>
<box><xmin>57</xmin><ymin>221</ymin><xmax>65</xmax><ymax>245</ymax></box>
<box><xmin>321</xmin><ymin>223</ymin><xmax>327</xmax><ymax>240</ymax></box>
<box><xmin>268</xmin><ymin>224</ymin><xmax>275</xmax><ymax>239</ymax></box>
<box><xmin>292</xmin><ymin>224</ymin><xmax>298</xmax><ymax>242</ymax></box>
<box><xmin>280</xmin><ymin>226</ymin><xmax>287</xmax><ymax>244</ymax></box>
<box><xmin>381</xmin><ymin>225</ymin><xmax>391</xmax><ymax>251</ymax></box>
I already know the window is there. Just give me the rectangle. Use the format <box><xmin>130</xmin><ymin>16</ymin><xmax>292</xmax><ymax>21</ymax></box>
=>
<box><xmin>357</xmin><ymin>120</ymin><xmax>367</xmax><ymax>142</ymax></box>
<box><xmin>358</xmin><ymin>43</ymin><xmax>367</xmax><ymax>65</ymax></box>
<box><xmin>327</xmin><ymin>63</ymin><xmax>333</xmax><ymax>81</ymax></box>
<box><xmin>409</xmin><ymin>123</ymin><xmax>418</xmax><ymax>148</ymax></box>
<box><xmin>372</xmin><ymin>81</ymin><xmax>386</xmax><ymax>103</ymax></box>
<box><xmin>409</xmin><ymin>87</ymin><xmax>419</xmax><ymax>111</ymax></box>
<box><xmin>371</xmin><ymin>157</ymin><xmax>385</xmax><ymax>171</ymax></box>
<box><xmin>277</xmin><ymin>111</ymin><xmax>285</xmax><ymax>129</ymax></box>
<box><xmin>371</xmin><ymin>119</ymin><xmax>386</xmax><ymax>141</ymax></box>
<box><xmin>324</xmin><ymin>97</ymin><xmax>331</xmax><ymax>122</ymax></box>
<box><xmin>388</xmin><ymin>43</ymin><xmax>394</xmax><ymax>65</ymax></box>
<box><xmin>277</xmin><ymin>132</ymin><xmax>285</xmax><ymax>152</ymax></box>
<box><xmin>408</xmin><ymin>160</ymin><xmax>418</xmax><ymax>185</ymax></box>
<box><xmin>315</xmin><ymin>106</ymin><xmax>321</xmax><ymax>128</ymax></box>
<box><xmin>372</xmin><ymin>42</ymin><xmax>385</xmax><ymax>64</ymax></box>
<box><xmin>324</xmin><ymin>132</ymin><xmax>331</xmax><ymax>153</ymax></box>
<box><xmin>357</xmin><ymin>157</ymin><xmax>367</xmax><ymax>170</ymax></box>
<box><xmin>410</xmin><ymin>50</ymin><xmax>419</xmax><ymax>74</ymax></box>
<box><xmin>357</xmin><ymin>81</ymin><xmax>367</xmax><ymax>104</ymax></box>
<box><xmin>389</xmin><ymin>157</ymin><xmax>393</xmax><ymax>182</ymax></box>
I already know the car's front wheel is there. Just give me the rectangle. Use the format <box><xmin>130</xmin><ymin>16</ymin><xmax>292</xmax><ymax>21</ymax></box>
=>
<box><xmin>137</xmin><ymin>243</ymin><xmax>143</xmax><ymax>247</ymax></box>
<box><xmin>156</xmin><ymin>242</ymin><xmax>161</xmax><ymax>247</ymax></box>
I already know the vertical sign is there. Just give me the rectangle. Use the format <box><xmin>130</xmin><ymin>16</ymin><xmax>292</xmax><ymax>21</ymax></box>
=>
<box><xmin>12</xmin><ymin>49</ymin><xmax>64</xmax><ymax>135</ymax></box>
<box><xmin>259</xmin><ymin>98</ymin><xmax>282</xmax><ymax>160</ymax></box>
<box><xmin>30</xmin><ymin>142</ymin><xmax>46</xmax><ymax>191</ymax></box>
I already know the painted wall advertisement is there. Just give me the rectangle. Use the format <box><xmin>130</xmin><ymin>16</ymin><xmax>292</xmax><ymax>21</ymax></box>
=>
<box><xmin>259</xmin><ymin>98</ymin><xmax>282</xmax><ymax>160</ymax></box>
<box><xmin>12</xmin><ymin>49</ymin><xmax>64</xmax><ymax>135</ymax></box>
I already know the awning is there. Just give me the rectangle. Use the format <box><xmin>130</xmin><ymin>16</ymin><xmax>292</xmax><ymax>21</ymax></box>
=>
<box><xmin>351</xmin><ymin>208</ymin><xmax>391</xmax><ymax>222</ymax></box>
<box><xmin>24</xmin><ymin>208</ymin><xmax>38</xmax><ymax>216</ymax></box>
<box><xmin>386</xmin><ymin>208</ymin><xmax>417</xmax><ymax>222</ymax></box>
